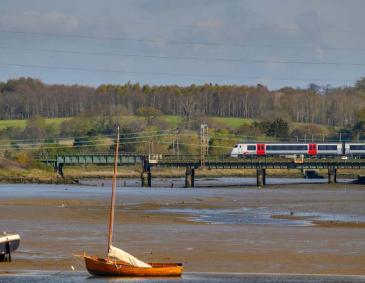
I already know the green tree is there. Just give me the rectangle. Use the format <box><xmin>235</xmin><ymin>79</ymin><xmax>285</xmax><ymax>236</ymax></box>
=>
<box><xmin>135</xmin><ymin>107</ymin><xmax>161</xmax><ymax>125</ymax></box>
<box><xmin>290</xmin><ymin>124</ymin><xmax>329</xmax><ymax>141</ymax></box>
<box><xmin>266</xmin><ymin>118</ymin><xmax>289</xmax><ymax>138</ymax></box>
<box><xmin>357</xmin><ymin>108</ymin><xmax>365</xmax><ymax>122</ymax></box>
<box><xmin>355</xmin><ymin>77</ymin><xmax>365</xmax><ymax>91</ymax></box>
<box><xmin>351</xmin><ymin>121</ymin><xmax>365</xmax><ymax>140</ymax></box>
<box><xmin>22</xmin><ymin>116</ymin><xmax>47</xmax><ymax>140</ymax></box>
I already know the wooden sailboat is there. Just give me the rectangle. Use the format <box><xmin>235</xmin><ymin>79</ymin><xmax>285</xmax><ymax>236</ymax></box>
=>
<box><xmin>80</xmin><ymin>127</ymin><xmax>183</xmax><ymax>277</ymax></box>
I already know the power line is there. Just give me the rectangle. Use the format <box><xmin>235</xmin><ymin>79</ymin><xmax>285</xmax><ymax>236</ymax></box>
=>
<box><xmin>0</xmin><ymin>62</ymin><xmax>355</xmax><ymax>83</ymax></box>
<box><xmin>159</xmin><ymin>141</ymin><xmax>232</xmax><ymax>149</ymax></box>
<box><xmin>1</xmin><ymin>29</ymin><xmax>364</xmax><ymax>52</ymax></box>
<box><xmin>0</xmin><ymin>140</ymin><xmax>149</xmax><ymax>151</ymax></box>
<box><xmin>0</xmin><ymin>129</ymin><xmax>181</xmax><ymax>144</ymax></box>
<box><xmin>1</xmin><ymin>45</ymin><xmax>364</xmax><ymax>66</ymax></box>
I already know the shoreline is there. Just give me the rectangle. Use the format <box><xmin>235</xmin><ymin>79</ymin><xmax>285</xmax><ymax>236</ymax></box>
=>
<box><xmin>0</xmin><ymin>166</ymin><xmax>363</xmax><ymax>185</ymax></box>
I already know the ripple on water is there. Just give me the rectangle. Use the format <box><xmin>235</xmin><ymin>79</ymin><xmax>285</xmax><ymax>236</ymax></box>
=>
<box><xmin>157</xmin><ymin>207</ymin><xmax>365</xmax><ymax>227</ymax></box>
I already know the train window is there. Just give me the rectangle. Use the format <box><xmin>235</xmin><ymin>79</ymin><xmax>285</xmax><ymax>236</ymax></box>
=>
<box><xmin>247</xmin><ymin>145</ymin><xmax>256</xmax><ymax>150</ymax></box>
<box><xmin>297</xmin><ymin>145</ymin><xmax>307</xmax><ymax>150</ymax></box>
<box><xmin>266</xmin><ymin>145</ymin><xmax>308</xmax><ymax>151</ymax></box>
<box><xmin>350</xmin><ymin>145</ymin><xmax>365</xmax><ymax>150</ymax></box>
<box><xmin>318</xmin><ymin>145</ymin><xmax>337</xmax><ymax>151</ymax></box>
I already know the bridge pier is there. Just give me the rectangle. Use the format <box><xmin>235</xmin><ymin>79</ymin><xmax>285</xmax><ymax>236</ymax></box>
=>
<box><xmin>185</xmin><ymin>168</ymin><xmax>195</xmax><ymax>188</ymax></box>
<box><xmin>256</xmin><ymin>169</ymin><xmax>266</xmax><ymax>187</ymax></box>
<box><xmin>56</xmin><ymin>163</ymin><xmax>64</xmax><ymax>178</ymax></box>
<box><xmin>328</xmin><ymin>168</ymin><xmax>337</xmax><ymax>184</ymax></box>
<box><xmin>148</xmin><ymin>171</ymin><xmax>152</xmax><ymax>187</ymax></box>
<box><xmin>141</xmin><ymin>169</ymin><xmax>152</xmax><ymax>187</ymax></box>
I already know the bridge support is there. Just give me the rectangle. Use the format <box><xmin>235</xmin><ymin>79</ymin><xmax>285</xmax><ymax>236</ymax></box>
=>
<box><xmin>55</xmin><ymin>163</ymin><xmax>64</xmax><ymax>178</ymax></box>
<box><xmin>328</xmin><ymin>168</ymin><xmax>337</xmax><ymax>184</ymax></box>
<box><xmin>148</xmin><ymin>171</ymin><xmax>152</xmax><ymax>187</ymax></box>
<box><xmin>141</xmin><ymin>169</ymin><xmax>152</xmax><ymax>187</ymax></box>
<box><xmin>185</xmin><ymin>168</ymin><xmax>195</xmax><ymax>188</ymax></box>
<box><xmin>256</xmin><ymin>169</ymin><xmax>266</xmax><ymax>187</ymax></box>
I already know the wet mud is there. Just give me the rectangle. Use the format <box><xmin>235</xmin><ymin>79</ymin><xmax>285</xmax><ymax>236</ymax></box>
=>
<box><xmin>0</xmin><ymin>181</ymin><xmax>365</xmax><ymax>276</ymax></box>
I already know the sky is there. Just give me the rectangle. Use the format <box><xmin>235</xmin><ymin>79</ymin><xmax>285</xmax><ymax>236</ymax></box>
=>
<box><xmin>0</xmin><ymin>0</ymin><xmax>364</xmax><ymax>89</ymax></box>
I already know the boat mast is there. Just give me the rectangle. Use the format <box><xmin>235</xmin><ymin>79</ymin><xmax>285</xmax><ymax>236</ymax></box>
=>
<box><xmin>107</xmin><ymin>126</ymin><xmax>120</xmax><ymax>256</ymax></box>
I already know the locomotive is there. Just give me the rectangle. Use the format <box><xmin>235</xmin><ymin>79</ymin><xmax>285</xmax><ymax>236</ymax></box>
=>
<box><xmin>230</xmin><ymin>142</ymin><xmax>365</xmax><ymax>158</ymax></box>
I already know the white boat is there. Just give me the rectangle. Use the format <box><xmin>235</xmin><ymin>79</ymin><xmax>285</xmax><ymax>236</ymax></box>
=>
<box><xmin>0</xmin><ymin>233</ymin><xmax>20</xmax><ymax>262</ymax></box>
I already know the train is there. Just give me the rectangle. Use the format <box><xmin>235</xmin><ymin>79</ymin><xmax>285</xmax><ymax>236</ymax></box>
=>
<box><xmin>230</xmin><ymin>142</ymin><xmax>365</xmax><ymax>158</ymax></box>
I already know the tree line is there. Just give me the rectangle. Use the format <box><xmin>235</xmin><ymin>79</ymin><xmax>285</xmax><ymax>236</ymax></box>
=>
<box><xmin>0</xmin><ymin>77</ymin><xmax>365</xmax><ymax>127</ymax></box>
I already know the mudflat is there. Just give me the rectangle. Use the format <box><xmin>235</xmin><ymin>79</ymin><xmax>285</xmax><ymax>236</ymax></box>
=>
<box><xmin>0</xmin><ymin>182</ymin><xmax>365</xmax><ymax>275</ymax></box>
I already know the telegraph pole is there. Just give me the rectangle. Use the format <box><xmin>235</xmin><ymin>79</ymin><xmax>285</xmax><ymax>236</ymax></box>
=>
<box><xmin>200</xmin><ymin>124</ymin><xmax>209</xmax><ymax>167</ymax></box>
<box><xmin>175</xmin><ymin>129</ymin><xmax>180</xmax><ymax>159</ymax></box>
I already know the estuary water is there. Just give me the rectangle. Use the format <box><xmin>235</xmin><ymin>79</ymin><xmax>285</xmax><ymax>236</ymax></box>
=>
<box><xmin>1</xmin><ymin>179</ymin><xmax>365</xmax><ymax>280</ymax></box>
<box><xmin>1</xmin><ymin>272</ymin><xmax>365</xmax><ymax>283</ymax></box>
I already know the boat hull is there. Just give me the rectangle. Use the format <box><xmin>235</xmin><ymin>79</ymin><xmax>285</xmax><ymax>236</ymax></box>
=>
<box><xmin>84</xmin><ymin>255</ymin><xmax>183</xmax><ymax>277</ymax></box>
<box><xmin>0</xmin><ymin>234</ymin><xmax>20</xmax><ymax>262</ymax></box>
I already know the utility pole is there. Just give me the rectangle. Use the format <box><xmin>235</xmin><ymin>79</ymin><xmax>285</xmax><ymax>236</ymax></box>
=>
<box><xmin>200</xmin><ymin>124</ymin><xmax>209</xmax><ymax>167</ymax></box>
<box><xmin>176</xmin><ymin>129</ymin><xmax>180</xmax><ymax>159</ymax></box>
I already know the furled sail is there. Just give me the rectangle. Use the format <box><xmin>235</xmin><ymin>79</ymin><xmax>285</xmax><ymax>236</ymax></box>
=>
<box><xmin>108</xmin><ymin>245</ymin><xmax>152</xmax><ymax>268</ymax></box>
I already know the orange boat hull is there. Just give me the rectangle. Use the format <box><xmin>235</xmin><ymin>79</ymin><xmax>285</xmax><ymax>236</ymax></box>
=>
<box><xmin>84</xmin><ymin>255</ymin><xmax>183</xmax><ymax>277</ymax></box>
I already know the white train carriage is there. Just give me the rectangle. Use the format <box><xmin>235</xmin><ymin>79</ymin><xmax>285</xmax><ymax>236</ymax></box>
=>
<box><xmin>317</xmin><ymin>143</ymin><xmax>343</xmax><ymax>155</ymax></box>
<box><xmin>230</xmin><ymin>143</ymin><xmax>343</xmax><ymax>157</ymax></box>
<box><xmin>345</xmin><ymin>143</ymin><xmax>365</xmax><ymax>156</ymax></box>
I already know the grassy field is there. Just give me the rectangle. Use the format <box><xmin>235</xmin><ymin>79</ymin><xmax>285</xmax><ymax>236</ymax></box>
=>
<box><xmin>211</xmin><ymin>117</ymin><xmax>255</xmax><ymax>129</ymax></box>
<box><xmin>0</xmin><ymin>119</ymin><xmax>27</xmax><ymax>130</ymax></box>
<box><xmin>0</xmin><ymin>115</ymin><xmax>255</xmax><ymax>131</ymax></box>
<box><xmin>0</xmin><ymin>115</ymin><xmax>337</xmax><ymax>138</ymax></box>
<box><xmin>0</xmin><ymin>117</ymin><xmax>71</xmax><ymax>131</ymax></box>
<box><xmin>163</xmin><ymin>115</ymin><xmax>183</xmax><ymax>126</ymax></box>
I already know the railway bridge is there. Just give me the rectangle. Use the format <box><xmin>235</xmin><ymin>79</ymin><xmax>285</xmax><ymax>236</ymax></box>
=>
<box><xmin>41</xmin><ymin>153</ymin><xmax>365</xmax><ymax>187</ymax></box>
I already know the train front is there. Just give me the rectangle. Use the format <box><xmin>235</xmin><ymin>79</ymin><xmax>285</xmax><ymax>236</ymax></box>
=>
<box><xmin>230</xmin><ymin>144</ymin><xmax>239</xmax><ymax>157</ymax></box>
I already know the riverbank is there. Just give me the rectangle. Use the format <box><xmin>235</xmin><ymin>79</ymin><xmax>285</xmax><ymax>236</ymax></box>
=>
<box><xmin>1</xmin><ymin>162</ymin><xmax>365</xmax><ymax>184</ymax></box>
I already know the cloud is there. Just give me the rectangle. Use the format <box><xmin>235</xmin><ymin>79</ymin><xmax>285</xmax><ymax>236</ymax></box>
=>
<box><xmin>0</xmin><ymin>10</ymin><xmax>79</xmax><ymax>33</ymax></box>
<box><xmin>314</xmin><ymin>47</ymin><xmax>325</xmax><ymax>59</ymax></box>
<box><xmin>0</xmin><ymin>0</ymin><xmax>362</xmax><ymax>89</ymax></box>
